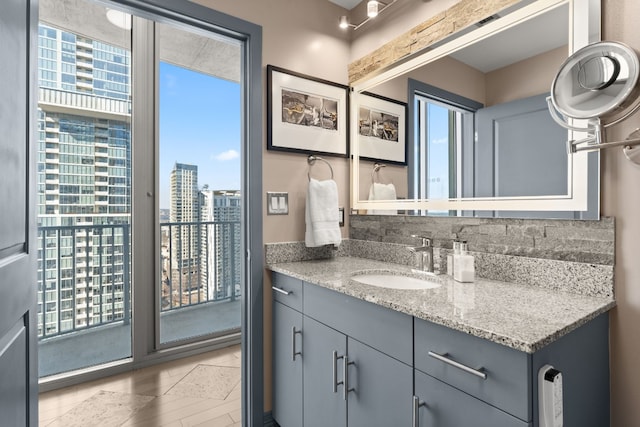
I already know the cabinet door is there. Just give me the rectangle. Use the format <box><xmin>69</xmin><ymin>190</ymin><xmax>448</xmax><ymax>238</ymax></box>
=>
<box><xmin>303</xmin><ymin>317</ymin><xmax>347</xmax><ymax>427</ymax></box>
<box><xmin>414</xmin><ymin>370</ymin><xmax>530</xmax><ymax>427</ymax></box>
<box><xmin>347</xmin><ymin>338</ymin><xmax>413</xmax><ymax>427</ymax></box>
<box><xmin>273</xmin><ymin>302</ymin><xmax>303</xmax><ymax>427</ymax></box>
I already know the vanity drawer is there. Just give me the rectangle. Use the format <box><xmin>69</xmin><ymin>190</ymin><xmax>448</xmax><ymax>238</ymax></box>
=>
<box><xmin>304</xmin><ymin>282</ymin><xmax>412</xmax><ymax>365</ymax></box>
<box><xmin>414</xmin><ymin>317</ymin><xmax>531</xmax><ymax>421</ymax></box>
<box><xmin>272</xmin><ymin>272</ymin><xmax>303</xmax><ymax>311</ymax></box>
<box><xmin>415</xmin><ymin>369</ymin><xmax>530</xmax><ymax>427</ymax></box>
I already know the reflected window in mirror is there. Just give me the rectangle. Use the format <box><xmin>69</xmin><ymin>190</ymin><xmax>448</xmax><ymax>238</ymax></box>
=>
<box><xmin>409</xmin><ymin>79</ymin><xmax>481</xmax><ymax>216</ymax></box>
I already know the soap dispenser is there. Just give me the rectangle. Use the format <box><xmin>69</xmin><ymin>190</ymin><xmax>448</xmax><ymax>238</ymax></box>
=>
<box><xmin>447</xmin><ymin>240</ymin><xmax>460</xmax><ymax>276</ymax></box>
<box><xmin>453</xmin><ymin>242</ymin><xmax>475</xmax><ymax>283</ymax></box>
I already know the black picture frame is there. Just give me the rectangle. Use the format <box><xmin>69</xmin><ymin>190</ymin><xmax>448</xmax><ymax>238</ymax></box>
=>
<box><xmin>267</xmin><ymin>65</ymin><xmax>350</xmax><ymax>158</ymax></box>
<box><xmin>357</xmin><ymin>91</ymin><xmax>408</xmax><ymax>165</ymax></box>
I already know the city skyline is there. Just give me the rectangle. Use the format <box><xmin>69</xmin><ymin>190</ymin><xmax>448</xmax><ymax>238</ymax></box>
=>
<box><xmin>159</xmin><ymin>62</ymin><xmax>241</xmax><ymax>210</ymax></box>
<box><xmin>36</xmin><ymin>22</ymin><xmax>242</xmax><ymax>341</ymax></box>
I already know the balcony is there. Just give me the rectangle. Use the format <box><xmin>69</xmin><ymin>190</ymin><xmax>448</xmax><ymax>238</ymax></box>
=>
<box><xmin>37</xmin><ymin>220</ymin><xmax>241</xmax><ymax>378</ymax></box>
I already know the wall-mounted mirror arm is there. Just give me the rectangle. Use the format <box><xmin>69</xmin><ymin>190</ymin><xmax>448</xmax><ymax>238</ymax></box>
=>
<box><xmin>549</xmin><ymin>40</ymin><xmax>640</xmax><ymax>162</ymax></box>
<box><xmin>547</xmin><ymin>98</ymin><xmax>640</xmax><ymax>154</ymax></box>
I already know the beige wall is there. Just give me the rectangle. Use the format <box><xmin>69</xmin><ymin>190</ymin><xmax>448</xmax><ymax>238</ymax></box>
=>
<box><xmin>195</xmin><ymin>0</ymin><xmax>640</xmax><ymax>423</ymax></box>
<box><xmin>486</xmin><ymin>46</ymin><xmax>567</xmax><ymax>106</ymax></box>
<box><xmin>194</xmin><ymin>0</ymin><xmax>352</xmax><ymax>246</ymax></box>
<box><xmin>194</xmin><ymin>0</ymin><xmax>351</xmax><ymax>410</ymax></box>
<box><xmin>602</xmin><ymin>0</ymin><xmax>640</xmax><ymax>425</ymax></box>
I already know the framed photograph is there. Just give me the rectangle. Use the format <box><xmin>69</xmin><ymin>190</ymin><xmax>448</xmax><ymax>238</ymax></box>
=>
<box><xmin>357</xmin><ymin>92</ymin><xmax>407</xmax><ymax>165</ymax></box>
<box><xmin>267</xmin><ymin>65</ymin><xmax>349</xmax><ymax>157</ymax></box>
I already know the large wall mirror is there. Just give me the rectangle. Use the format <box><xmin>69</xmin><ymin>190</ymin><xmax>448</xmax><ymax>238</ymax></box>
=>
<box><xmin>350</xmin><ymin>0</ymin><xmax>601</xmax><ymax>219</ymax></box>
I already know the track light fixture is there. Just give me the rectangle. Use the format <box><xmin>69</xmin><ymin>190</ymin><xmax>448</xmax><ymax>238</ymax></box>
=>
<box><xmin>339</xmin><ymin>15</ymin><xmax>351</xmax><ymax>29</ymax></box>
<box><xmin>367</xmin><ymin>0</ymin><xmax>379</xmax><ymax>18</ymax></box>
<box><xmin>338</xmin><ymin>0</ymin><xmax>396</xmax><ymax>30</ymax></box>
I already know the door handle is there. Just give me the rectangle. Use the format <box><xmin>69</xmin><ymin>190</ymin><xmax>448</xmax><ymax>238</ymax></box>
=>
<box><xmin>272</xmin><ymin>286</ymin><xmax>291</xmax><ymax>295</ymax></box>
<box><xmin>291</xmin><ymin>327</ymin><xmax>302</xmax><ymax>361</ymax></box>
<box><xmin>412</xmin><ymin>396</ymin><xmax>427</xmax><ymax>427</ymax></box>
<box><xmin>343</xmin><ymin>355</ymin><xmax>355</xmax><ymax>400</ymax></box>
<box><xmin>428</xmin><ymin>351</ymin><xmax>487</xmax><ymax>380</ymax></box>
<box><xmin>332</xmin><ymin>350</ymin><xmax>344</xmax><ymax>393</ymax></box>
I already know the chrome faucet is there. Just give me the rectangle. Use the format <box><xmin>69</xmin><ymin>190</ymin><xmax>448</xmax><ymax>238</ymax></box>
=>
<box><xmin>407</xmin><ymin>235</ymin><xmax>434</xmax><ymax>273</ymax></box>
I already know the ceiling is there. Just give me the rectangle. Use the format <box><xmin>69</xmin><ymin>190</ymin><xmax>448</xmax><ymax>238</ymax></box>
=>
<box><xmin>328</xmin><ymin>0</ymin><xmax>363</xmax><ymax>10</ymax></box>
<box><xmin>449</xmin><ymin>4</ymin><xmax>568</xmax><ymax>73</ymax></box>
<box><xmin>332</xmin><ymin>0</ymin><xmax>568</xmax><ymax>75</ymax></box>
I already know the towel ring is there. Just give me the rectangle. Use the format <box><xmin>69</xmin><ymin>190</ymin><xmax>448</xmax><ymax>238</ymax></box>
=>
<box><xmin>307</xmin><ymin>155</ymin><xmax>334</xmax><ymax>181</ymax></box>
<box><xmin>371</xmin><ymin>163</ymin><xmax>387</xmax><ymax>184</ymax></box>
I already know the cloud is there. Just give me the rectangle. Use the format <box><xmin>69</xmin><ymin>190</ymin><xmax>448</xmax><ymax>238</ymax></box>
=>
<box><xmin>164</xmin><ymin>73</ymin><xmax>177</xmax><ymax>89</ymax></box>
<box><xmin>213</xmin><ymin>149</ymin><xmax>240</xmax><ymax>161</ymax></box>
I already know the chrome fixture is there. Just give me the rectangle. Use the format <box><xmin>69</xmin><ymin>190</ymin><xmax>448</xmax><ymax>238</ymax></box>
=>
<box><xmin>407</xmin><ymin>235</ymin><xmax>433</xmax><ymax>273</ymax></box>
<box><xmin>547</xmin><ymin>41</ymin><xmax>640</xmax><ymax>165</ymax></box>
<box><xmin>371</xmin><ymin>162</ymin><xmax>387</xmax><ymax>184</ymax></box>
<box><xmin>338</xmin><ymin>0</ymin><xmax>397</xmax><ymax>30</ymax></box>
<box><xmin>307</xmin><ymin>154</ymin><xmax>334</xmax><ymax>181</ymax></box>
<box><xmin>428</xmin><ymin>351</ymin><xmax>487</xmax><ymax>380</ymax></box>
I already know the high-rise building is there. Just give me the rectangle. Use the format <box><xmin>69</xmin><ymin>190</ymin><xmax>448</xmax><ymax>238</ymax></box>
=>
<box><xmin>200</xmin><ymin>189</ymin><xmax>242</xmax><ymax>301</ymax></box>
<box><xmin>169</xmin><ymin>163</ymin><xmax>201</xmax><ymax>301</ymax></box>
<box><xmin>36</xmin><ymin>23</ymin><xmax>132</xmax><ymax>337</ymax></box>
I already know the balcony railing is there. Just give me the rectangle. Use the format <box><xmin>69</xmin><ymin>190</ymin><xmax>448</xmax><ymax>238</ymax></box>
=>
<box><xmin>36</xmin><ymin>220</ymin><xmax>241</xmax><ymax>340</ymax></box>
<box><xmin>161</xmin><ymin>220</ymin><xmax>241</xmax><ymax>311</ymax></box>
<box><xmin>37</xmin><ymin>224</ymin><xmax>131</xmax><ymax>339</ymax></box>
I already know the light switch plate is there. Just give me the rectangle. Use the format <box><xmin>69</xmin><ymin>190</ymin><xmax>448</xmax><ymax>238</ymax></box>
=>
<box><xmin>267</xmin><ymin>192</ymin><xmax>289</xmax><ymax>215</ymax></box>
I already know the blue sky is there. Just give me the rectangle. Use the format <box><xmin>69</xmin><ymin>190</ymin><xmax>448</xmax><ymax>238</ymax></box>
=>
<box><xmin>159</xmin><ymin>62</ymin><xmax>241</xmax><ymax>209</ymax></box>
<box><xmin>427</xmin><ymin>104</ymin><xmax>450</xmax><ymax>199</ymax></box>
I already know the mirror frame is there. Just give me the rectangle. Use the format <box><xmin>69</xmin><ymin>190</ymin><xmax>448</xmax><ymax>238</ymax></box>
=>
<box><xmin>350</xmin><ymin>0</ymin><xmax>601</xmax><ymax>213</ymax></box>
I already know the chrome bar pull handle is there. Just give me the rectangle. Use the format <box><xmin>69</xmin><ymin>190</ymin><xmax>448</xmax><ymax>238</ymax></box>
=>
<box><xmin>332</xmin><ymin>351</ymin><xmax>344</xmax><ymax>393</ymax></box>
<box><xmin>428</xmin><ymin>351</ymin><xmax>487</xmax><ymax>380</ymax></box>
<box><xmin>291</xmin><ymin>327</ymin><xmax>302</xmax><ymax>361</ymax></box>
<box><xmin>412</xmin><ymin>396</ymin><xmax>427</xmax><ymax>427</ymax></box>
<box><xmin>343</xmin><ymin>356</ymin><xmax>355</xmax><ymax>400</ymax></box>
<box><xmin>272</xmin><ymin>286</ymin><xmax>291</xmax><ymax>296</ymax></box>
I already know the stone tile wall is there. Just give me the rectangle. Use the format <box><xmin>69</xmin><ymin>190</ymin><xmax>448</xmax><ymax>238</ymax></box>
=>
<box><xmin>265</xmin><ymin>216</ymin><xmax>615</xmax><ymax>298</ymax></box>
<box><xmin>349</xmin><ymin>215</ymin><xmax>615</xmax><ymax>265</ymax></box>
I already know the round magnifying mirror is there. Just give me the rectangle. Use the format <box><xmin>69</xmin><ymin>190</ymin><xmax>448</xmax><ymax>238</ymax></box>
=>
<box><xmin>551</xmin><ymin>41</ymin><xmax>640</xmax><ymax>120</ymax></box>
<box><xmin>578</xmin><ymin>56</ymin><xmax>620</xmax><ymax>91</ymax></box>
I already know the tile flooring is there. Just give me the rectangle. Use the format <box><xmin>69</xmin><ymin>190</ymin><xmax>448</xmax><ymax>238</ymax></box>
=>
<box><xmin>39</xmin><ymin>345</ymin><xmax>242</xmax><ymax>426</ymax></box>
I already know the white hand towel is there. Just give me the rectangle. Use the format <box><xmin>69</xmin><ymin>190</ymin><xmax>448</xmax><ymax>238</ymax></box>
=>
<box><xmin>305</xmin><ymin>178</ymin><xmax>341</xmax><ymax>247</ymax></box>
<box><xmin>367</xmin><ymin>182</ymin><xmax>397</xmax><ymax>215</ymax></box>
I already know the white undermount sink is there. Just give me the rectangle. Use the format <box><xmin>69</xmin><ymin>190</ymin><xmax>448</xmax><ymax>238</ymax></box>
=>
<box><xmin>351</xmin><ymin>273</ymin><xmax>442</xmax><ymax>290</ymax></box>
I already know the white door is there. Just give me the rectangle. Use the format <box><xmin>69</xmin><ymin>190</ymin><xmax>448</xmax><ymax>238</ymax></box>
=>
<box><xmin>0</xmin><ymin>0</ymin><xmax>39</xmax><ymax>424</ymax></box>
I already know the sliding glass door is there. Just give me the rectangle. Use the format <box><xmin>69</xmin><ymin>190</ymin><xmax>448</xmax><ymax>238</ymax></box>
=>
<box><xmin>37</xmin><ymin>0</ymin><xmax>133</xmax><ymax>377</ymax></box>
<box><xmin>156</xmin><ymin>22</ymin><xmax>242</xmax><ymax>345</ymax></box>
<box><xmin>37</xmin><ymin>0</ymin><xmax>249</xmax><ymax>374</ymax></box>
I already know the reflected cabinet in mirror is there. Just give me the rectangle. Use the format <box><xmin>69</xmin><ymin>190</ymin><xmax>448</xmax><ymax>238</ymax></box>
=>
<box><xmin>350</xmin><ymin>0</ymin><xmax>601</xmax><ymax>219</ymax></box>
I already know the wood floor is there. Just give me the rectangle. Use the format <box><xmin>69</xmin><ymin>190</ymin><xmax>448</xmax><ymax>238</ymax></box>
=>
<box><xmin>39</xmin><ymin>345</ymin><xmax>242</xmax><ymax>427</ymax></box>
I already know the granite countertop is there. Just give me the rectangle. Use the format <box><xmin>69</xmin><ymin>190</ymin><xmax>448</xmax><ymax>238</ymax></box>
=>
<box><xmin>268</xmin><ymin>257</ymin><xmax>616</xmax><ymax>353</ymax></box>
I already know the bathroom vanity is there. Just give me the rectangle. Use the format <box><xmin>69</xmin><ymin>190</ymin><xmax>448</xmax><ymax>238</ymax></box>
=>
<box><xmin>269</xmin><ymin>257</ymin><xmax>614</xmax><ymax>427</ymax></box>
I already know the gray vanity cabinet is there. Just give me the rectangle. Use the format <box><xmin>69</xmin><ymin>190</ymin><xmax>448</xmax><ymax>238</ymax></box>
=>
<box><xmin>303</xmin><ymin>280</ymin><xmax>414</xmax><ymax>427</ymax></box>
<box><xmin>272</xmin><ymin>302</ymin><xmax>303</xmax><ymax>427</ymax></box>
<box><xmin>272</xmin><ymin>274</ymin><xmax>304</xmax><ymax>427</ymax></box>
<box><xmin>301</xmin><ymin>316</ymin><xmax>413</xmax><ymax>427</ymax></box>
<box><xmin>346</xmin><ymin>337</ymin><xmax>413</xmax><ymax>427</ymax></box>
<box><xmin>302</xmin><ymin>316</ymin><xmax>347</xmax><ymax>427</ymax></box>
<box><xmin>414</xmin><ymin>370</ymin><xmax>529</xmax><ymax>427</ymax></box>
<box><xmin>272</xmin><ymin>272</ymin><xmax>414</xmax><ymax>427</ymax></box>
<box><xmin>414</xmin><ymin>314</ymin><xmax>610</xmax><ymax>427</ymax></box>
<box><xmin>271</xmin><ymin>271</ymin><xmax>610</xmax><ymax>427</ymax></box>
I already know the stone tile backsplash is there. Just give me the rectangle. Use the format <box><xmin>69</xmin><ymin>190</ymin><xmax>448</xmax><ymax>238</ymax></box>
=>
<box><xmin>265</xmin><ymin>215</ymin><xmax>615</xmax><ymax>298</ymax></box>
<box><xmin>349</xmin><ymin>215</ymin><xmax>615</xmax><ymax>265</ymax></box>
